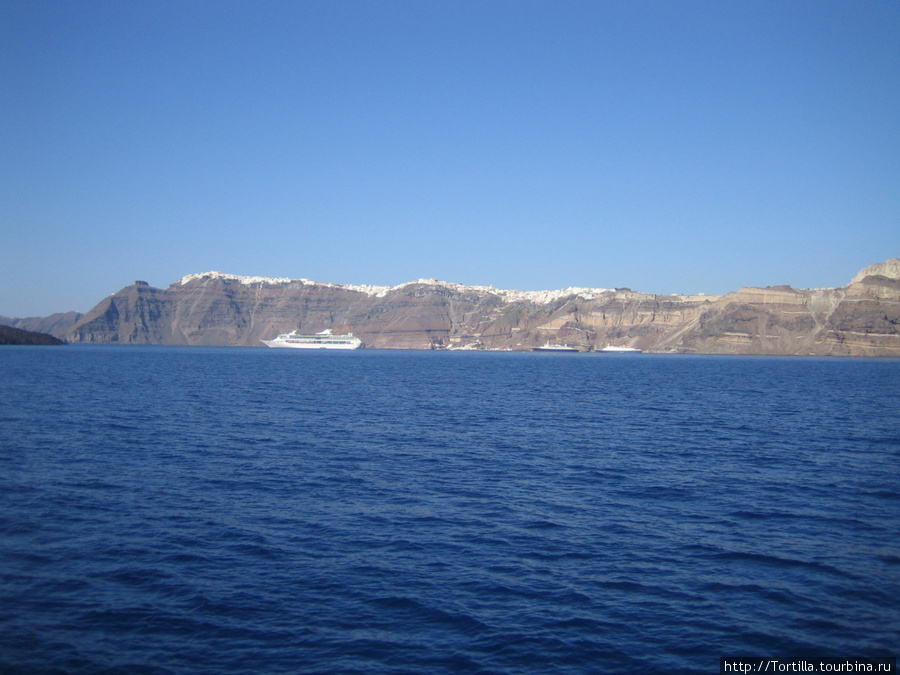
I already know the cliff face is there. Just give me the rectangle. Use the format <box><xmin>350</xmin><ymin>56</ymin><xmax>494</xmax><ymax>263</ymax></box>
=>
<box><xmin>66</xmin><ymin>261</ymin><xmax>900</xmax><ymax>356</ymax></box>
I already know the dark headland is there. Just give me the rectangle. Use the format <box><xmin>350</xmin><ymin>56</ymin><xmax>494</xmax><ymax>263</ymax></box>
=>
<box><xmin>0</xmin><ymin>325</ymin><xmax>65</xmax><ymax>346</ymax></box>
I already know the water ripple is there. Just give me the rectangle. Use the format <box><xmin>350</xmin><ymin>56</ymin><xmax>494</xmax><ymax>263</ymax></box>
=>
<box><xmin>1</xmin><ymin>349</ymin><xmax>898</xmax><ymax>673</ymax></box>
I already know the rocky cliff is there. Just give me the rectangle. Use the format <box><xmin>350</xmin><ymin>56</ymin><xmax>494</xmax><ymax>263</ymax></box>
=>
<box><xmin>65</xmin><ymin>261</ymin><xmax>900</xmax><ymax>356</ymax></box>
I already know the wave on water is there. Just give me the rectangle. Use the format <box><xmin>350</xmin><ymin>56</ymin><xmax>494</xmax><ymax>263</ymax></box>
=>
<box><xmin>1</xmin><ymin>349</ymin><xmax>898</xmax><ymax>674</ymax></box>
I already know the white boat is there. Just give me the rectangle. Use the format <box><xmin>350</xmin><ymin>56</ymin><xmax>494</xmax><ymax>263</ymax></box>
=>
<box><xmin>599</xmin><ymin>345</ymin><xmax>641</xmax><ymax>353</ymax></box>
<box><xmin>261</xmin><ymin>329</ymin><xmax>363</xmax><ymax>350</ymax></box>
<box><xmin>533</xmin><ymin>341</ymin><xmax>579</xmax><ymax>352</ymax></box>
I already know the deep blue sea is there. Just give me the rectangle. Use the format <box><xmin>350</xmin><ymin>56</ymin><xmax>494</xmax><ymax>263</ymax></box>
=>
<box><xmin>1</xmin><ymin>347</ymin><xmax>898</xmax><ymax>674</ymax></box>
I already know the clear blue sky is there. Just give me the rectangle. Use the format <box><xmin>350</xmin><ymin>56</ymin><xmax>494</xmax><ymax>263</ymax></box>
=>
<box><xmin>2</xmin><ymin>0</ymin><xmax>898</xmax><ymax>316</ymax></box>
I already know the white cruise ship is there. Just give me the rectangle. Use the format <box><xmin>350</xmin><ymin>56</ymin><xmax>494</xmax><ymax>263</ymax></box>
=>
<box><xmin>533</xmin><ymin>341</ymin><xmax>579</xmax><ymax>352</ymax></box>
<box><xmin>599</xmin><ymin>345</ymin><xmax>641</xmax><ymax>353</ymax></box>
<box><xmin>261</xmin><ymin>329</ymin><xmax>363</xmax><ymax>350</ymax></box>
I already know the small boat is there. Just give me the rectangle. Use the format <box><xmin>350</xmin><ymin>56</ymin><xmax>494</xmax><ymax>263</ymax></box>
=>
<box><xmin>533</xmin><ymin>341</ymin><xmax>579</xmax><ymax>352</ymax></box>
<box><xmin>599</xmin><ymin>345</ymin><xmax>641</xmax><ymax>353</ymax></box>
<box><xmin>261</xmin><ymin>329</ymin><xmax>363</xmax><ymax>350</ymax></box>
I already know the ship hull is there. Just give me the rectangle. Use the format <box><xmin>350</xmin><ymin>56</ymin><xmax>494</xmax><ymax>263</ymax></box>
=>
<box><xmin>262</xmin><ymin>340</ymin><xmax>361</xmax><ymax>350</ymax></box>
<box><xmin>261</xmin><ymin>329</ymin><xmax>363</xmax><ymax>350</ymax></box>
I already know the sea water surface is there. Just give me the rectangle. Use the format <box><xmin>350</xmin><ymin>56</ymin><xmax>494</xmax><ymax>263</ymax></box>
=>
<box><xmin>1</xmin><ymin>347</ymin><xmax>898</xmax><ymax>674</ymax></box>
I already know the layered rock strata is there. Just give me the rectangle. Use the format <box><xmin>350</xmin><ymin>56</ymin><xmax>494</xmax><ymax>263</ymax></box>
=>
<box><xmin>60</xmin><ymin>260</ymin><xmax>900</xmax><ymax>355</ymax></box>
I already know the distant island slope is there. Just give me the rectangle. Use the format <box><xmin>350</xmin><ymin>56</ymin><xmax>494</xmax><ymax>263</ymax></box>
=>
<box><xmin>0</xmin><ymin>325</ymin><xmax>65</xmax><ymax>345</ymax></box>
<box><xmin>3</xmin><ymin>259</ymin><xmax>899</xmax><ymax>356</ymax></box>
